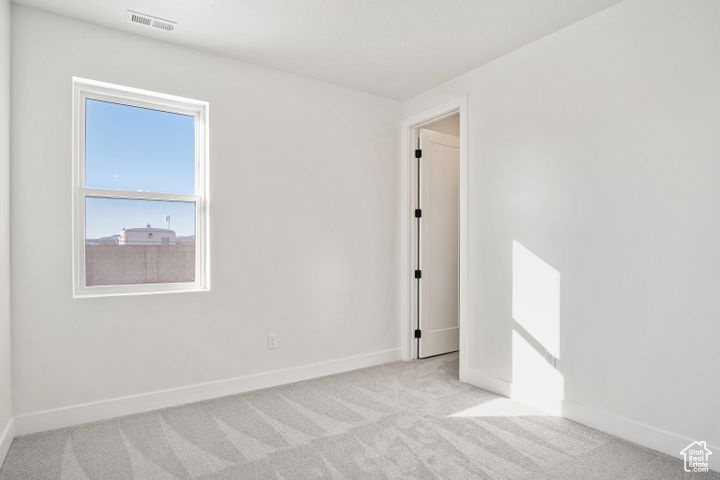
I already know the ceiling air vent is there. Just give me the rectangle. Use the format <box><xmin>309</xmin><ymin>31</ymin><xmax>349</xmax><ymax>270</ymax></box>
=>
<box><xmin>127</xmin><ymin>11</ymin><xmax>176</xmax><ymax>33</ymax></box>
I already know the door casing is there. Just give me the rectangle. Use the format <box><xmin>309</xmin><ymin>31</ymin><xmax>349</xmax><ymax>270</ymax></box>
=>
<box><xmin>399</xmin><ymin>97</ymin><xmax>469</xmax><ymax>379</ymax></box>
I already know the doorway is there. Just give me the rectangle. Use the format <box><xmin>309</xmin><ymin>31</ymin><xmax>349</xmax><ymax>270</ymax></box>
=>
<box><xmin>401</xmin><ymin>97</ymin><xmax>468</xmax><ymax>376</ymax></box>
<box><xmin>413</xmin><ymin>115</ymin><xmax>460</xmax><ymax>358</ymax></box>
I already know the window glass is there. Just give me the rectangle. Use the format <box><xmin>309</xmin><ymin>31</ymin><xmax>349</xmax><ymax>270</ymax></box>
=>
<box><xmin>85</xmin><ymin>99</ymin><xmax>195</xmax><ymax>194</ymax></box>
<box><xmin>85</xmin><ymin>197</ymin><xmax>196</xmax><ymax>286</ymax></box>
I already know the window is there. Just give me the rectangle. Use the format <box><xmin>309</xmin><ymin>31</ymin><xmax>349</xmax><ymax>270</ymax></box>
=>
<box><xmin>73</xmin><ymin>78</ymin><xmax>209</xmax><ymax>297</ymax></box>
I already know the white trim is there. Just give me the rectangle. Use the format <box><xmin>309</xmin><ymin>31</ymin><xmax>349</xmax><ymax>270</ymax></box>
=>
<box><xmin>460</xmin><ymin>368</ymin><xmax>719</xmax><ymax>474</ymax></box>
<box><xmin>83</xmin><ymin>188</ymin><xmax>198</xmax><ymax>203</ymax></box>
<box><xmin>72</xmin><ymin>77</ymin><xmax>208</xmax><ymax>112</ymax></box>
<box><xmin>13</xmin><ymin>348</ymin><xmax>402</xmax><ymax>436</ymax></box>
<box><xmin>0</xmin><ymin>417</ymin><xmax>14</xmax><ymax>468</ymax></box>
<box><xmin>72</xmin><ymin>77</ymin><xmax>210</xmax><ymax>298</ymax></box>
<box><xmin>462</xmin><ymin>368</ymin><xmax>513</xmax><ymax>397</ymax></box>
<box><xmin>466</xmin><ymin>369</ymin><xmax>564</xmax><ymax>415</ymax></box>
<box><xmin>399</xmin><ymin>97</ymin><xmax>469</xmax><ymax>378</ymax></box>
<box><xmin>562</xmin><ymin>400</ymin><xmax>720</xmax><ymax>473</ymax></box>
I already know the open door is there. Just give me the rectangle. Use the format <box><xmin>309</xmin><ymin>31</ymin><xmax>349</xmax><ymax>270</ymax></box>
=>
<box><xmin>416</xmin><ymin>128</ymin><xmax>459</xmax><ymax>358</ymax></box>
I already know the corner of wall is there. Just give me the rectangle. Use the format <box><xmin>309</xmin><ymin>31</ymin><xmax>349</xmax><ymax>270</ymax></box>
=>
<box><xmin>0</xmin><ymin>418</ymin><xmax>14</xmax><ymax>468</ymax></box>
<box><xmin>0</xmin><ymin>0</ymin><xmax>15</xmax><ymax>469</ymax></box>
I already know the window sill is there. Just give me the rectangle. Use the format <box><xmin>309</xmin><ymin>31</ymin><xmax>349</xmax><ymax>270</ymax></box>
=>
<box><xmin>72</xmin><ymin>284</ymin><xmax>210</xmax><ymax>299</ymax></box>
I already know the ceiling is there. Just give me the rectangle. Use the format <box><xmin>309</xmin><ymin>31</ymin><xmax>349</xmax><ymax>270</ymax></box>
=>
<box><xmin>13</xmin><ymin>0</ymin><xmax>623</xmax><ymax>99</ymax></box>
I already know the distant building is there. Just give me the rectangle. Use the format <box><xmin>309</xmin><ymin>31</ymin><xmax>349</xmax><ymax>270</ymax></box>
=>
<box><xmin>85</xmin><ymin>234</ymin><xmax>120</xmax><ymax>245</ymax></box>
<box><xmin>119</xmin><ymin>225</ymin><xmax>176</xmax><ymax>245</ymax></box>
<box><xmin>176</xmin><ymin>235</ymin><xmax>196</xmax><ymax>245</ymax></box>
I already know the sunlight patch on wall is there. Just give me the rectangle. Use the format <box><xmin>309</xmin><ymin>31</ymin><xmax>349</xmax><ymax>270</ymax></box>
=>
<box><xmin>511</xmin><ymin>241</ymin><xmax>563</xmax><ymax>414</ymax></box>
<box><xmin>511</xmin><ymin>330</ymin><xmax>564</xmax><ymax>414</ymax></box>
<box><xmin>512</xmin><ymin>241</ymin><xmax>560</xmax><ymax>358</ymax></box>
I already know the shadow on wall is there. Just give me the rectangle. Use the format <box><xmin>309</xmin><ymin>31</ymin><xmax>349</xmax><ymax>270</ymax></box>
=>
<box><xmin>511</xmin><ymin>240</ymin><xmax>564</xmax><ymax>414</ymax></box>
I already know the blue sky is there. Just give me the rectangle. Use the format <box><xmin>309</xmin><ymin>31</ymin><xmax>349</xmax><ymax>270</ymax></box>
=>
<box><xmin>85</xmin><ymin>99</ymin><xmax>196</xmax><ymax>238</ymax></box>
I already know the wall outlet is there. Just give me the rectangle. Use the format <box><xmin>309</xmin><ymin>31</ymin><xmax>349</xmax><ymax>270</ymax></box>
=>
<box><xmin>267</xmin><ymin>334</ymin><xmax>277</xmax><ymax>350</ymax></box>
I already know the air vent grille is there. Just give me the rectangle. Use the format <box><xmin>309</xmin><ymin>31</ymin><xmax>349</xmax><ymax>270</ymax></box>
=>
<box><xmin>127</xmin><ymin>11</ymin><xmax>176</xmax><ymax>32</ymax></box>
<box><xmin>152</xmin><ymin>19</ymin><xmax>175</xmax><ymax>31</ymax></box>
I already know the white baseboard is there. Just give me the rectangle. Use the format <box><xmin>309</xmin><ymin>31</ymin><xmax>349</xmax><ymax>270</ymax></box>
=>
<box><xmin>562</xmin><ymin>400</ymin><xmax>719</xmax><ymax>473</ymax></box>
<box><xmin>14</xmin><ymin>347</ymin><xmax>402</xmax><ymax>436</ymax></box>
<box><xmin>0</xmin><ymin>417</ymin><xmax>14</xmax><ymax>468</ymax></box>
<box><xmin>462</xmin><ymin>371</ymin><xmax>718</xmax><ymax>473</ymax></box>
<box><xmin>12</xmin><ymin>355</ymin><xmax>717</xmax><ymax>474</ymax></box>
<box><xmin>462</xmin><ymin>368</ymin><xmax>512</xmax><ymax>397</ymax></box>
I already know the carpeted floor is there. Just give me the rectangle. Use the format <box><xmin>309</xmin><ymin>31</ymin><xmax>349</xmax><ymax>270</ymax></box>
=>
<box><xmin>1</xmin><ymin>353</ymin><xmax>716</xmax><ymax>479</ymax></box>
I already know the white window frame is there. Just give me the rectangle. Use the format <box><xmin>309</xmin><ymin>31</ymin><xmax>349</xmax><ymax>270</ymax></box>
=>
<box><xmin>72</xmin><ymin>77</ymin><xmax>210</xmax><ymax>297</ymax></box>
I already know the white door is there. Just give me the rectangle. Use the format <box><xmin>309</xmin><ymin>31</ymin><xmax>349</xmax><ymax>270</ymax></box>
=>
<box><xmin>418</xmin><ymin>128</ymin><xmax>459</xmax><ymax>358</ymax></box>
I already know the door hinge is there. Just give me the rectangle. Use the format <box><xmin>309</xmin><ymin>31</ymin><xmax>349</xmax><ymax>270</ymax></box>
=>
<box><xmin>414</xmin><ymin>270</ymin><xmax>422</xmax><ymax>279</ymax></box>
<box><xmin>415</xmin><ymin>149</ymin><xmax>422</xmax><ymax>159</ymax></box>
<box><xmin>414</xmin><ymin>208</ymin><xmax>422</xmax><ymax>218</ymax></box>
<box><xmin>414</xmin><ymin>329</ymin><xmax>422</xmax><ymax>339</ymax></box>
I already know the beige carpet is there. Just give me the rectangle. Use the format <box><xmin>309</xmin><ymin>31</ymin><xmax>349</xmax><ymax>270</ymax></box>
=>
<box><xmin>1</xmin><ymin>353</ymin><xmax>716</xmax><ymax>479</ymax></box>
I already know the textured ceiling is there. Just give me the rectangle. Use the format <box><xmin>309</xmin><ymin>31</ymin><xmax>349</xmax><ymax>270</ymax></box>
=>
<box><xmin>13</xmin><ymin>0</ymin><xmax>623</xmax><ymax>99</ymax></box>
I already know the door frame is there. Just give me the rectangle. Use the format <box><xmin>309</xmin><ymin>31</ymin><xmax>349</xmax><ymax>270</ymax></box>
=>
<box><xmin>399</xmin><ymin>96</ymin><xmax>469</xmax><ymax>379</ymax></box>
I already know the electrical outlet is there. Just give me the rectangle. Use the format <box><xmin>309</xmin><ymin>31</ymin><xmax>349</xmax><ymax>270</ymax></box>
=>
<box><xmin>268</xmin><ymin>334</ymin><xmax>277</xmax><ymax>350</ymax></box>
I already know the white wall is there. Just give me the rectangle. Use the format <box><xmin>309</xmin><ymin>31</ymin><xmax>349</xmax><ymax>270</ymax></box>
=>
<box><xmin>11</xmin><ymin>6</ymin><xmax>401</xmax><ymax>426</ymax></box>
<box><xmin>0</xmin><ymin>0</ymin><xmax>13</xmax><ymax>461</ymax></box>
<box><xmin>405</xmin><ymin>0</ymin><xmax>720</xmax><ymax>463</ymax></box>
